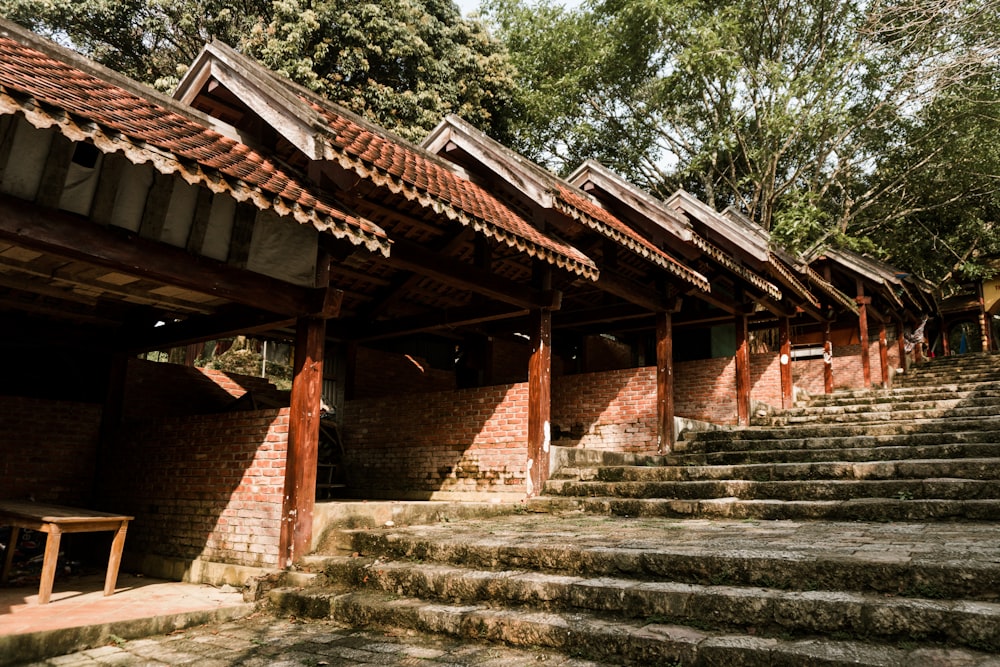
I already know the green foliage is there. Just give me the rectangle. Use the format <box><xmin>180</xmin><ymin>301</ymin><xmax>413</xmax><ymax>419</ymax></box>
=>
<box><xmin>0</xmin><ymin>0</ymin><xmax>519</xmax><ymax>141</ymax></box>
<box><xmin>486</xmin><ymin>0</ymin><xmax>1000</xmax><ymax>284</ymax></box>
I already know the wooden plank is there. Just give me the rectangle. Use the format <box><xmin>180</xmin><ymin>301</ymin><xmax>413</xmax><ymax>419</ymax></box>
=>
<box><xmin>0</xmin><ymin>193</ymin><xmax>331</xmax><ymax>316</ymax></box>
<box><xmin>0</xmin><ymin>115</ymin><xmax>15</xmax><ymax>186</ymax></box>
<box><xmin>279</xmin><ymin>316</ymin><xmax>325</xmax><ymax>568</ymax></box>
<box><xmin>35</xmin><ymin>132</ymin><xmax>76</xmax><ymax>209</ymax></box>
<box><xmin>137</xmin><ymin>171</ymin><xmax>175</xmax><ymax>241</ymax></box>
<box><xmin>735</xmin><ymin>313</ymin><xmax>751</xmax><ymax>426</ymax></box>
<box><xmin>896</xmin><ymin>318</ymin><xmax>908</xmax><ymax>373</ymax></box>
<box><xmin>527</xmin><ymin>308</ymin><xmax>552</xmax><ymax>498</ymax></box>
<box><xmin>89</xmin><ymin>151</ymin><xmax>126</xmax><ymax>226</ymax></box>
<box><xmin>656</xmin><ymin>311</ymin><xmax>674</xmax><ymax>453</ymax></box>
<box><xmin>185</xmin><ymin>188</ymin><xmax>215</xmax><ymax>254</ymax></box>
<box><xmin>345</xmin><ymin>302</ymin><xmax>528</xmax><ymax>342</ymax></box>
<box><xmin>227</xmin><ymin>202</ymin><xmax>257</xmax><ymax>268</ymax></box>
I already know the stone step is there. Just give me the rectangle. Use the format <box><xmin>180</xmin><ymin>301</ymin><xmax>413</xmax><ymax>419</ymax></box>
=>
<box><xmin>784</xmin><ymin>396</ymin><xmax>1000</xmax><ymax>416</ymax></box>
<box><xmin>265</xmin><ymin>587</ymin><xmax>999</xmax><ymax>666</ymax></box>
<box><xmin>805</xmin><ymin>387</ymin><xmax>1000</xmax><ymax>407</ymax></box>
<box><xmin>543</xmin><ymin>478</ymin><xmax>1000</xmax><ymax>502</ymax></box>
<box><xmin>682</xmin><ymin>419</ymin><xmax>1000</xmax><ymax>449</ymax></box>
<box><xmin>780</xmin><ymin>404</ymin><xmax>1000</xmax><ymax>425</ymax></box>
<box><xmin>670</xmin><ymin>442</ymin><xmax>1000</xmax><ymax>466</ymax></box>
<box><xmin>276</xmin><ymin>556</ymin><xmax>1000</xmax><ymax>653</ymax></box>
<box><xmin>558</xmin><ymin>458</ymin><xmax>1000</xmax><ymax>483</ymax></box>
<box><xmin>527</xmin><ymin>495</ymin><xmax>1000</xmax><ymax>521</ymax></box>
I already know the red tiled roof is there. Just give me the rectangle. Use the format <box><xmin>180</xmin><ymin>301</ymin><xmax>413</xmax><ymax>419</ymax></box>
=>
<box><xmin>0</xmin><ymin>25</ymin><xmax>390</xmax><ymax>256</ymax></box>
<box><xmin>551</xmin><ymin>185</ymin><xmax>711</xmax><ymax>292</ymax></box>
<box><xmin>309</xmin><ymin>103</ymin><xmax>598</xmax><ymax>280</ymax></box>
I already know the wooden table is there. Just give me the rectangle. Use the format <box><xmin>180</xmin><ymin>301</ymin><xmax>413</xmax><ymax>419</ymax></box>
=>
<box><xmin>0</xmin><ymin>500</ymin><xmax>133</xmax><ymax>604</ymax></box>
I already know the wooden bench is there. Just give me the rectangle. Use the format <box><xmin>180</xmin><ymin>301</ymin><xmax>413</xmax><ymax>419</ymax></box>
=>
<box><xmin>0</xmin><ymin>500</ymin><xmax>133</xmax><ymax>604</ymax></box>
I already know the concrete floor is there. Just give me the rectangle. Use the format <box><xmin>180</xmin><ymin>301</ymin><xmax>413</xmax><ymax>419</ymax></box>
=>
<box><xmin>0</xmin><ymin>573</ymin><xmax>252</xmax><ymax>665</ymax></box>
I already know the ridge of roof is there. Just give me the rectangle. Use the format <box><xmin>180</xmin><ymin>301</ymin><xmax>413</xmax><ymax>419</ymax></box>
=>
<box><xmin>667</xmin><ymin>190</ymin><xmax>770</xmax><ymax>263</ymax></box>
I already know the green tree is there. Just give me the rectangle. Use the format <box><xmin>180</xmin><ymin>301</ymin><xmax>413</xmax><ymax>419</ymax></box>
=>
<box><xmin>0</xmin><ymin>0</ymin><xmax>519</xmax><ymax>141</ymax></box>
<box><xmin>485</xmin><ymin>0</ymin><xmax>1000</xmax><ymax>276</ymax></box>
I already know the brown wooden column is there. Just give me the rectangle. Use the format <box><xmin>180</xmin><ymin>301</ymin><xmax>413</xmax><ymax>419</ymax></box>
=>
<box><xmin>655</xmin><ymin>311</ymin><xmax>674</xmax><ymax>453</ymax></box>
<box><xmin>735</xmin><ymin>312</ymin><xmax>751</xmax><ymax>426</ymax></box>
<box><xmin>857</xmin><ymin>294</ymin><xmax>872</xmax><ymax>387</ymax></box>
<box><xmin>823</xmin><ymin>323</ymin><xmax>834</xmax><ymax>394</ymax></box>
<box><xmin>279</xmin><ymin>315</ymin><xmax>326</xmax><ymax>568</ymax></box>
<box><xmin>778</xmin><ymin>317</ymin><xmax>793</xmax><ymax>409</ymax></box>
<box><xmin>896</xmin><ymin>318</ymin><xmax>908</xmax><ymax>372</ymax></box>
<box><xmin>527</xmin><ymin>307</ymin><xmax>552</xmax><ymax>497</ymax></box>
<box><xmin>878</xmin><ymin>320</ymin><xmax>890</xmax><ymax>388</ymax></box>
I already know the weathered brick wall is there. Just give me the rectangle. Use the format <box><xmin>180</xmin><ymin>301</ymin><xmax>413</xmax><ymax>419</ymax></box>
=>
<box><xmin>0</xmin><ymin>396</ymin><xmax>102</xmax><ymax>504</ymax></box>
<box><xmin>792</xmin><ymin>344</ymin><xmax>892</xmax><ymax>394</ymax></box>
<box><xmin>342</xmin><ymin>383</ymin><xmax>528</xmax><ymax>498</ymax></box>
<box><xmin>674</xmin><ymin>356</ymin><xmax>738</xmax><ymax>424</ymax></box>
<box><xmin>352</xmin><ymin>347</ymin><xmax>456</xmax><ymax>399</ymax></box>
<box><xmin>750</xmin><ymin>353</ymin><xmax>783</xmax><ymax>409</ymax></box>
<box><xmin>124</xmin><ymin>358</ymin><xmax>288</xmax><ymax>419</ymax></box>
<box><xmin>105</xmin><ymin>409</ymin><xmax>288</xmax><ymax>569</ymax></box>
<box><xmin>551</xmin><ymin>368</ymin><xmax>658</xmax><ymax>453</ymax></box>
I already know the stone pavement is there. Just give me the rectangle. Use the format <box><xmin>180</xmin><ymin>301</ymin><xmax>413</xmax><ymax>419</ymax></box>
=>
<box><xmin>19</xmin><ymin>613</ymin><xmax>611</xmax><ymax>667</ymax></box>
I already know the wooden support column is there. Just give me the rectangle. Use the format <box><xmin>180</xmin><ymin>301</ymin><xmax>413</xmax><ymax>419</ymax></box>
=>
<box><xmin>527</xmin><ymin>307</ymin><xmax>552</xmax><ymax>498</ymax></box>
<box><xmin>896</xmin><ymin>319</ymin><xmax>908</xmax><ymax>372</ymax></box>
<box><xmin>823</xmin><ymin>323</ymin><xmax>834</xmax><ymax>394</ymax></box>
<box><xmin>655</xmin><ymin>311</ymin><xmax>674</xmax><ymax>453</ymax></box>
<box><xmin>279</xmin><ymin>316</ymin><xmax>326</xmax><ymax>568</ymax></box>
<box><xmin>778</xmin><ymin>317</ymin><xmax>793</xmax><ymax>409</ymax></box>
<box><xmin>735</xmin><ymin>312</ymin><xmax>751</xmax><ymax>426</ymax></box>
<box><xmin>878</xmin><ymin>320</ymin><xmax>890</xmax><ymax>388</ymax></box>
<box><xmin>857</xmin><ymin>293</ymin><xmax>872</xmax><ymax>387</ymax></box>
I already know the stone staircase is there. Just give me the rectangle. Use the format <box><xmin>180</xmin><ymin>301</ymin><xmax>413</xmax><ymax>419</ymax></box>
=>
<box><xmin>265</xmin><ymin>353</ymin><xmax>1000</xmax><ymax>666</ymax></box>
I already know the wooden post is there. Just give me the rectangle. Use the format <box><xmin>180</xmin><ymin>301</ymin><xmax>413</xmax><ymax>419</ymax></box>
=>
<box><xmin>656</xmin><ymin>311</ymin><xmax>674</xmax><ymax>453</ymax></box>
<box><xmin>857</xmin><ymin>297</ymin><xmax>871</xmax><ymax>387</ymax></box>
<box><xmin>279</xmin><ymin>316</ymin><xmax>326</xmax><ymax>568</ymax></box>
<box><xmin>896</xmin><ymin>319</ymin><xmax>908</xmax><ymax>372</ymax></box>
<box><xmin>527</xmin><ymin>308</ymin><xmax>552</xmax><ymax>497</ymax></box>
<box><xmin>779</xmin><ymin>317</ymin><xmax>793</xmax><ymax>409</ymax></box>
<box><xmin>823</xmin><ymin>324</ymin><xmax>834</xmax><ymax>394</ymax></box>
<box><xmin>878</xmin><ymin>320</ymin><xmax>890</xmax><ymax>388</ymax></box>
<box><xmin>735</xmin><ymin>312</ymin><xmax>751</xmax><ymax>426</ymax></box>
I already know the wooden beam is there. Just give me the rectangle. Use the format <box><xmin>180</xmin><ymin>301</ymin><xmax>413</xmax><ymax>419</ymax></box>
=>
<box><xmin>0</xmin><ymin>194</ymin><xmax>331</xmax><ymax>316</ymax></box>
<box><xmin>279</xmin><ymin>316</ymin><xmax>325</xmax><ymax>568</ymax></box>
<box><xmin>735</xmin><ymin>312</ymin><xmax>751</xmax><ymax>426</ymax></box>
<box><xmin>896</xmin><ymin>318</ymin><xmax>908</xmax><ymax>373</ymax></box>
<box><xmin>595</xmin><ymin>270</ymin><xmax>674</xmax><ymax>312</ymax></box>
<box><xmin>656</xmin><ymin>311</ymin><xmax>674</xmax><ymax>453</ymax></box>
<box><xmin>553</xmin><ymin>303</ymin><xmax>649</xmax><ymax>329</ymax></box>
<box><xmin>857</xmin><ymin>299</ymin><xmax>872</xmax><ymax>388</ymax></box>
<box><xmin>527</xmin><ymin>308</ymin><xmax>552</xmax><ymax>498</ymax></box>
<box><xmin>344</xmin><ymin>302</ymin><xmax>529</xmax><ymax>342</ymax></box>
<box><xmin>779</xmin><ymin>317</ymin><xmax>793</xmax><ymax>409</ymax></box>
<box><xmin>121</xmin><ymin>306</ymin><xmax>300</xmax><ymax>353</ymax></box>
<box><xmin>379</xmin><ymin>239</ymin><xmax>561</xmax><ymax>311</ymax></box>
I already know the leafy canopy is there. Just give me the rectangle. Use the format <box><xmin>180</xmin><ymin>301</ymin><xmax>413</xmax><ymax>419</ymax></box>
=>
<box><xmin>484</xmin><ymin>0</ymin><xmax>1000</xmax><ymax>285</ymax></box>
<box><xmin>0</xmin><ymin>0</ymin><xmax>519</xmax><ymax>142</ymax></box>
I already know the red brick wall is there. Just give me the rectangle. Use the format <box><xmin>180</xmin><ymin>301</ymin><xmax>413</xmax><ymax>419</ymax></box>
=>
<box><xmin>124</xmin><ymin>358</ymin><xmax>288</xmax><ymax>419</ymax></box>
<box><xmin>793</xmin><ymin>344</ymin><xmax>886</xmax><ymax>394</ymax></box>
<box><xmin>674</xmin><ymin>357</ymin><xmax>737</xmax><ymax>424</ymax></box>
<box><xmin>0</xmin><ymin>396</ymin><xmax>102</xmax><ymax>505</ymax></box>
<box><xmin>352</xmin><ymin>347</ymin><xmax>456</xmax><ymax>399</ymax></box>
<box><xmin>750</xmin><ymin>353</ymin><xmax>783</xmax><ymax>408</ymax></box>
<box><xmin>104</xmin><ymin>409</ymin><xmax>288</xmax><ymax>569</ymax></box>
<box><xmin>342</xmin><ymin>383</ymin><xmax>528</xmax><ymax>498</ymax></box>
<box><xmin>551</xmin><ymin>368</ymin><xmax>658</xmax><ymax>453</ymax></box>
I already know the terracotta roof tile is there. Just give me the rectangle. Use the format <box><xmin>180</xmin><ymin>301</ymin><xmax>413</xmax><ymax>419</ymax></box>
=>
<box><xmin>306</xmin><ymin>102</ymin><xmax>598</xmax><ymax>279</ymax></box>
<box><xmin>0</xmin><ymin>30</ymin><xmax>389</xmax><ymax>256</ymax></box>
